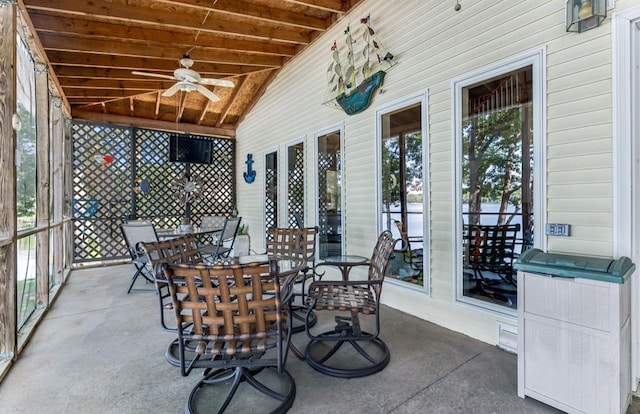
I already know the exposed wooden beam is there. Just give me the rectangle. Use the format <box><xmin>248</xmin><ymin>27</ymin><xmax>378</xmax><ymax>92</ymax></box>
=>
<box><xmin>50</xmin><ymin>56</ymin><xmax>263</xmax><ymax>77</ymax></box>
<box><xmin>59</xmin><ymin>79</ymin><xmax>175</xmax><ymax>90</ymax></box>
<box><xmin>236</xmin><ymin>68</ymin><xmax>280</xmax><ymax>126</ymax></box>
<box><xmin>39</xmin><ymin>34</ymin><xmax>285</xmax><ymax>67</ymax></box>
<box><xmin>154</xmin><ymin>92</ymin><xmax>162</xmax><ymax>119</ymax></box>
<box><xmin>156</xmin><ymin>0</ymin><xmax>328</xmax><ymax>31</ymax></box>
<box><xmin>63</xmin><ymin>89</ymin><xmax>153</xmax><ymax>98</ymax></box>
<box><xmin>72</xmin><ymin>109</ymin><xmax>236</xmax><ymax>138</ymax></box>
<box><xmin>23</xmin><ymin>0</ymin><xmax>312</xmax><ymax>44</ymax></box>
<box><xmin>216</xmin><ymin>75</ymin><xmax>247</xmax><ymax>128</ymax></box>
<box><xmin>15</xmin><ymin>1</ymin><xmax>70</xmax><ymax>113</ymax></box>
<box><xmin>284</xmin><ymin>0</ymin><xmax>347</xmax><ymax>13</ymax></box>
<box><xmin>29</xmin><ymin>11</ymin><xmax>297</xmax><ymax>57</ymax></box>
<box><xmin>196</xmin><ymin>99</ymin><xmax>211</xmax><ymax>126</ymax></box>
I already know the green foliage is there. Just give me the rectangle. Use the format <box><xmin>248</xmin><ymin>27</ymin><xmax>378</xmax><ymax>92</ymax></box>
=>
<box><xmin>16</xmin><ymin>103</ymin><xmax>37</xmax><ymax>219</ymax></box>
<box><xmin>462</xmin><ymin>105</ymin><xmax>532</xmax><ymax>223</ymax></box>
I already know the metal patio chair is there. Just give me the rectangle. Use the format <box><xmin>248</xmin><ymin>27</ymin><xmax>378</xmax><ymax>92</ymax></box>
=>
<box><xmin>393</xmin><ymin>220</ymin><xmax>424</xmax><ymax>280</ymax></box>
<box><xmin>157</xmin><ymin>259</ymin><xmax>296</xmax><ymax>413</ymax></box>
<box><xmin>140</xmin><ymin>234</ymin><xmax>204</xmax><ymax>332</ymax></box>
<box><xmin>304</xmin><ymin>230</ymin><xmax>396</xmax><ymax>378</ymax></box>
<box><xmin>200</xmin><ymin>216</ymin><xmax>242</xmax><ymax>261</ymax></box>
<box><xmin>266</xmin><ymin>227</ymin><xmax>318</xmax><ymax>339</ymax></box>
<box><xmin>120</xmin><ymin>221</ymin><xmax>158</xmax><ymax>293</ymax></box>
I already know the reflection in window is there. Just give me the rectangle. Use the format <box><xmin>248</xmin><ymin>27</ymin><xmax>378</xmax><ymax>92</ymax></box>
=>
<box><xmin>265</xmin><ymin>151</ymin><xmax>278</xmax><ymax>236</ymax></box>
<box><xmin>17</xmin><ymin>234</ymin><xmax>37</xmax><ymax>329</ymax></box>
<box><xmin>380</xmin><ymin>103</ymin><xmax>424</xmax><ymax>285</ymax></box>
<box><xmin>460</xmin><ymin>65</ymin><xmax>534</xmax><ymax>310</ymax></box>
<box><xmin>317</xmin><ymin>131</ymin><xmax>342</xmax><ymax>259</ymax></box>
<box><xmin>287</xmin><ymin>142</ymin><xmax>305</xmax><ymax>228</ymax></box>
<box><xmin>16</xmin><ymin>36</ymin><xmax>37</xmax><ymax>231</ymax></box>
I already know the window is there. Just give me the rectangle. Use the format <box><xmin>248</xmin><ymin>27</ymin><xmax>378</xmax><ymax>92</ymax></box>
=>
<box><xmin>454</xmin><ymin>51</ymin><xmax>544</xmax><ymax>314</ymax></box>
<box><xmin>316</xmin><ymin>128</ymin><xmax>342</xmax><ymax>259</ymax></box>
<box><xmin>377</xmin><ymin>95</ymin><xmax>427</xmax><ymax>287</ymax></box>
<box><xmin>15</xmin><ymin>35</ymin><xmax>38</xmax><ymax>331</ymax></box>
<box><xmin>16</xmin><ymin>36</ymin><xmax>37</xmax><ymax>231</ymax></box>
<box><xmin>286</xmin><ymin>141</ymin><xmax>305</xmax><ymax>228</ymax></box>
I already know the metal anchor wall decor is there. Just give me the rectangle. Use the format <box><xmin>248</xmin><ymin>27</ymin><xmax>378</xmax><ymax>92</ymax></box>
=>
<box><xmin>243</xmin><ymin>153</ymin><xmax>256</xmax><ymax>183</ymax></box>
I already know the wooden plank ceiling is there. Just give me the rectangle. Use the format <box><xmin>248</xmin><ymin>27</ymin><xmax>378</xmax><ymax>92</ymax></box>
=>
<box><xmin>19</xmin><ymin>0</ymin><xmax>361</xmax><ymax>137</ymax></box>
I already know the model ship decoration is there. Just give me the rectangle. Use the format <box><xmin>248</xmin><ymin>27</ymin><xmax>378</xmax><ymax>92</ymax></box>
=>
<box><xmin>325</xmin><ymin>15</ymin><xmax>396</xmax><ymax>115</ymax></box>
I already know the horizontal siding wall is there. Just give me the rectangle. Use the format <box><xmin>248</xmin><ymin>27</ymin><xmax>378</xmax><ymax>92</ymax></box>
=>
<box><xmin>236</xmin><ymin>0</ymin><xmax>626</xmax><ymax>344</ymax></box>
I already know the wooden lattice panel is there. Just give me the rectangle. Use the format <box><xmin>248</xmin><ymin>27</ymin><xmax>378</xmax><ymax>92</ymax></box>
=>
<box><xmin>71</xmin><ymin>122</ymin><xmax>235</xmax><ymax>263</ymax></box>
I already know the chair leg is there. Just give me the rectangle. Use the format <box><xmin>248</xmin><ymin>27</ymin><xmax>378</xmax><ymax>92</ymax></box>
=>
<box><xmin>305</xmin><ymin>313</ymin><xmax>390</xmax><ymax>378</ymax></box>
<box><xmin>186</xmin><ymin>366</ymin><xmax>296</xmax><ymax>414</ymax></box>
<box><xmin>127</xmin><ymin>264</ymin><xmax>155</xmax><ymax>293</ymax></box>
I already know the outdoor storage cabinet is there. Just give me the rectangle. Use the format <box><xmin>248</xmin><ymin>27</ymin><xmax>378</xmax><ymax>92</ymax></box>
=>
<box><xmin>514</xmin><ymin>249</ymin><xmax>635</xmax><ymax>414</ymax></box>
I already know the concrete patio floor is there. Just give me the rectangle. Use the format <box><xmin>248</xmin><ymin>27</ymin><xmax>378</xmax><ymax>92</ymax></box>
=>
<box><xmin>1</xmin><ymin>264</ymin><xmax>639</xmax><ymax>413</ymax></box>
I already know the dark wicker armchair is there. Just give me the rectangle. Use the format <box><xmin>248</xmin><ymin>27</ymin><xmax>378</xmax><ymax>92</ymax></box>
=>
<box><xmin>266</xmin><ymin>226</ymin><xmax>318</xmax><ymax>334</ymax></box>
<box><xmin>157</xmin><ymin>260</ymin><xmax>296</xmax><ymax>414</ymax></box>
<box><xmin>140</xmin><ymin>234</ymin><xmax>204</xmax><ymax>332</ymax></box>
<box><xmin>304</xmin><ymin>230</ymin><xmax>396</xmax><ymax>378</ymax></box>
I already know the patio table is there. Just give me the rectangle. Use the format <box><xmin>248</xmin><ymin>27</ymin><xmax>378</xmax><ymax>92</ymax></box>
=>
<box><xmin>315</xmin><ymin>255</ymin><xmax>370</xmax><ymax>281</ymax></box>
<box><xmin>156</xmin><ymin>226</ymin><xmax>222</xmax><ymax>239</ymax></box>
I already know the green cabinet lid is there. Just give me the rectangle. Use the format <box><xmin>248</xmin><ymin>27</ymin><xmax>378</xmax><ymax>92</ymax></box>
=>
<box><xmin>514</xmin><ymin>248</ymin><xmax>635</xmax><ymax>284</ymax></box>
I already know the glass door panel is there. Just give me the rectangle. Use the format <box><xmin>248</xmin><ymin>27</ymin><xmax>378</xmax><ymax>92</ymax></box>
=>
<box><xmin>317</xmin><ymin>131</ymin><xmax>342</xmax><ymax>259</ymax></box>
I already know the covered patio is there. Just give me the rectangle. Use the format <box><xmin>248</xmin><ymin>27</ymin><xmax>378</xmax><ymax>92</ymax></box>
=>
<box><xmin>0</xmin><ymin>264</ymin><xmax>568</xmax><ymax>413</ymax></box>
<box><xmin>4</xmin><ymin>0</ymin><xmax>640</xmax><ymax>412</ymax></box>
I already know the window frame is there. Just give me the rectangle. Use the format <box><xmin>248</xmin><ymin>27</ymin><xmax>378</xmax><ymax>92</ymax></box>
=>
<box><xmin>452</xmin><ymin>48</ymin><xmax>546</xmax><ymax>316</ymax></box>
<box><xmin>375</xmin><ymin>91</ymin><xmax>429</xmax><ymax>292</ymax></box>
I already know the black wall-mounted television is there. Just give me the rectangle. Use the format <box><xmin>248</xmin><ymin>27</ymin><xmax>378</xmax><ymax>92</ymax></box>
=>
<box><xmin>169</xmin><ymin>134</ymin><xmax>213</xmax><ymax>164</ymax></box>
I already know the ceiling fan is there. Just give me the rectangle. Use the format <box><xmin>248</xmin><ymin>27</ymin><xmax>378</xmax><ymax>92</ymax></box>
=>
<box><xmin>132</xmin><ymin>55</ymin><xmax>234</xmax><ymax>102</ymax></box>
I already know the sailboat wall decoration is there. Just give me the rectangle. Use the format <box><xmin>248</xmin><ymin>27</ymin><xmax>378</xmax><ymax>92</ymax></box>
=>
<box><xmin>326</xmin><ymin>15</ymin><xmax>396</xmax><ymax>115</ymax></box>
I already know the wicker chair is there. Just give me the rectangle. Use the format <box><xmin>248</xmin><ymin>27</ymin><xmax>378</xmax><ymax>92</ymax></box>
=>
<box><xmin>140</xmin><ymin>235</ymin><xmax>204</xmax><ymax>332</ymax></box>
<box><xmin>157</xmin><ymin>260</ymin><xmax>296</xmax><ymax>414</ymax></box>
<box><xmin>304</xmin><ymin>230</ymin><xmax>396</xmax><ymax>378</ymax></box>
<box><xmin>265</xmin><ymin>227</ymin><xmax>318</xmax><ymax>336</ymax></box>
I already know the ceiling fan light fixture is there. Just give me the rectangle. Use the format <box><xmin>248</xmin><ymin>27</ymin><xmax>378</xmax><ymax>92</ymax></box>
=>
<box><xmin>180</xmin><ymin>55</ymin><xmax>194</xmax><ymax>69</ymax></box>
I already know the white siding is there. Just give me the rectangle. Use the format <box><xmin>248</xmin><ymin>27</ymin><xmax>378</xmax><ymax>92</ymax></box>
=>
<box><xmin>236</xmin><ymin>0</ymin><xmax>630</xmax><ymax>344</ymax></box>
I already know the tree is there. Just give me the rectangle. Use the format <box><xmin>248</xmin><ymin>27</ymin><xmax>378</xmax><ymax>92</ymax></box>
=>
<box><xmin>462</xmin><ymin>107</ymin><xmax>524</xmax><ymax>226</ymax></box>
<box><xmin>16</xmin><ymin>103</ymin><xmax>37</xmax><ymax>219</ymax></box>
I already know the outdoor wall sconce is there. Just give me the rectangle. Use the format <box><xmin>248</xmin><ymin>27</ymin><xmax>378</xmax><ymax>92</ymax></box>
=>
<box><xmin>566</xmin><ymin>0</ymin><xmax>607</xmax><ymax>33</ymax></box>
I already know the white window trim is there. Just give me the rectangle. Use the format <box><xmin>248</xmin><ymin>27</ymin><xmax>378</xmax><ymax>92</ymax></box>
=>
<box><xmin>451</xmin><ymin>47</ymin><xmax>547</xmax><ymax>317</ymax></box>
<box><xmin>313</xmin><ymin>123</ymin><xmax>345</xmax><ymax>257</ymax></box>
<box><xmin>375</xmin><ymin>91</ymin><xmax>430</xmax><ymax>294</ymax></box>
<box><xmin>284</xmin><ymin>136</ymin><xmax>306</xmax><ymax>228</ymax></box>
<box><xmin>612</xmin><ymin>3</ymin><xmax>640</xmax><ymax>391</ymax></box>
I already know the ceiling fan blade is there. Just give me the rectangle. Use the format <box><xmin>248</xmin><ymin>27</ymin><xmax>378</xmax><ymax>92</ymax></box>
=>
<box><xmin>199</xmin><ymin>78</ymin><xmax>234</xmax><ymax>88</ymax></box>
<box><xmin>162</xmin><ymin>83</ymin><xmax>181</xmax><ymax>97</ymax></box>
<box><xmin>132</xmin><ymin>71</ymin><xmax>176</xmax><ymax>81</ymax></box>
<box><xmin>196</xmin><ymin>84</ymin><xmax>220</xmax><ymax>102</ymax></box>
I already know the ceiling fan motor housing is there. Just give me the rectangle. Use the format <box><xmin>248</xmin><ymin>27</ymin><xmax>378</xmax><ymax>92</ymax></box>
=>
<box><xmin>174</xmin><ymin>68</ymin><xmax>201</xmax><ymax>83</ymax></box>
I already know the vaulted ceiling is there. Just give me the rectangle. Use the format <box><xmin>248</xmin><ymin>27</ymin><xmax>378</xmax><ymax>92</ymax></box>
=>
<box><xmin>18</xmin><ymin>0</ymin><xmax>362</xmax><ymax>137</ymax></box>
